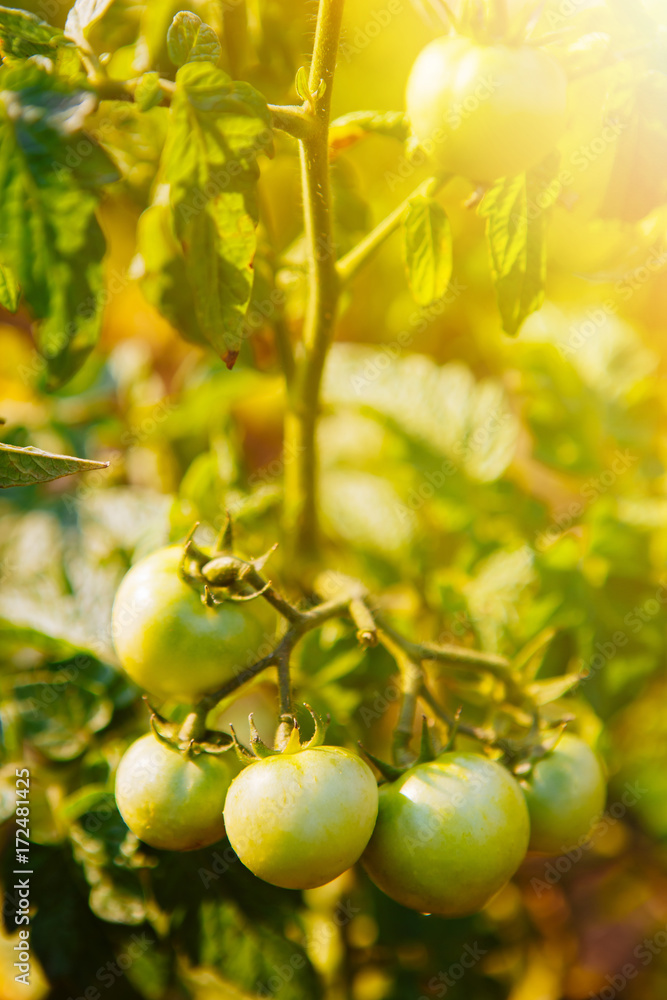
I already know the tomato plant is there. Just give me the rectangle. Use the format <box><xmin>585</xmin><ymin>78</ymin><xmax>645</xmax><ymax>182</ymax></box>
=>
<box><xmin>0</xmin><ymin>0</ymin><xmax>665</xmax><ymax>998</ymax></box>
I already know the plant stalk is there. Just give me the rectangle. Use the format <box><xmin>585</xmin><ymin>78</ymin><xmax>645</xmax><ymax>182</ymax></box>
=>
<box><xmin>283</xmin><ymin>0</ymin><xmax>345</xmax><ymax>563</ymax></box>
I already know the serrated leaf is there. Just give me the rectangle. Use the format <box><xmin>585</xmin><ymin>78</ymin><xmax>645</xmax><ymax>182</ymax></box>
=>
<box><xmin>479</xmin><ymin>153</ymin><xmax>560</xmax><ymax>336</ymax></box>
<box><xmin>64</xmin><ymin>0</ymin><xmax>116</xmax><ymax>46</ymax></box>
<box><xmin>0</xmin><ymin>262</ymin><xmax>19</xmax><ymax>311</ymax></box>
<box><xmin>0</xmin><ymin>63</ymin><xmax>117</xmax><ymax>385</ymax></box>
<box><xmin>403</xmin><ymin>195</ymin><xmax>453</xmax><ymax>306</ymax></box>
<box><xmin>14</xmin><ymin>679</ymin><xmax>113</xmax><ymax>760</ymax></box>
<box><xmin>167</xmin><ymin>10</ymin><xmax>221</xmax><ymax>67</ymax></box>
<box><xmin>158</xmin><ymin>61</ymin><xmax>271</xmax><ymax>361</ymax></box>
<box><xmin>527</xmin><ymin>673</ymin><xmax>582</xmax><ymax>705</ymax></box>
<box><xmin>133</xmin><ymin>70</ymin><xmax>162</xmax><ymax>111</ymax></box>
<box><xmin>0</xmin><ymin>442</ymin><xmax>108</xmax><ymax>488</ymax></box>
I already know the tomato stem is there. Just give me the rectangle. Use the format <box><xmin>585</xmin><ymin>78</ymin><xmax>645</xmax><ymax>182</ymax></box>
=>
<box><xmin>336</xmin><ymin>174</ymin><xmax>450</xmax><ymax>286</ymax></box>
<box><xmin>177</xmin><ymin>706</ymin><xmax>208</xmax><ymax>744</ymax></box>
<box><xmin>194</xmin><ymin>563</ymin><xmax>527</xmax><ymax>739</ymax></box>
<box><xmin>282</xmin><ymin>0</ymin><xmax>346</xmax><ymax>564</ymax></box>
<box><xmin>378</xmin><ymin>631</ymin><xmax>424</xmax><ymax>767</ymax></box>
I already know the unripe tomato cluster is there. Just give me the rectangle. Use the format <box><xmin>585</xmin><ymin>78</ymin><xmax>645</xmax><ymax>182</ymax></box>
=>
<box><xmin>112</xmin><ymin>547</ymin><xmax>606</xmax><ymax>918</ymax></box>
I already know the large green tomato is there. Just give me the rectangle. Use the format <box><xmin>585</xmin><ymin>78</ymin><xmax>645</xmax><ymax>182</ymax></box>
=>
<box><xmin>520</xmin><ymin>734</ymin><xmax>606</xmax><ymax>854</ymax></box>
<box><xmin>362</xmin><ymin>753</ymin><xmax>529</xmax><ymax>916</ymax></box>
<box><xmin>223</xmin><ymin>747</ymin><xmax>379</xmax><ymax>889</ymax></box>
<box><xmin>405</xmin><ymin>36</ymin><xmax>568</xmax><ymax>183</ymax></box>
<box><xmin>115</xmin><ymin>733</ymin><xmax>239</xmax><ymax>851</ymax></box>
<box><xmin>111</xmin><ymin>546</ymin><xmax>276</xmax><ymax>699</ymax></box>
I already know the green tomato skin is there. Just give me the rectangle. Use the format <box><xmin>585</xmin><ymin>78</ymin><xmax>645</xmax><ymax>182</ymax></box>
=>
<box><xmin>521</xmin><ymin>734</ymin><xmax>606</xmax><ymax>854</ymax></box>
<box><xmin>362</xmin><ymin>753</ymin><xmax>529</xmax><ymax>917</ymax></box>
<box><xmin>223</xmin><ymin>747</ymin><xmax>379</xmax><ymax>890</ymax></box>
<box><xmin>405</xmin><ymin>37</ymin><xmax>568</xmax><ymax>183</ymax></box>
<box><xmin>115</xmin><ymin>733</ymin><xmax>239</xmax><ymax>851</ymax></box>
<box><xmin>111</xmin><ymin>546</ymin><xmax>276</xmax><ymax>699</ymax></box>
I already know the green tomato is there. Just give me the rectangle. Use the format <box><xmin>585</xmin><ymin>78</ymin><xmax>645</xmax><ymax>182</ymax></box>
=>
<box><xmin>115</xmin><ymin>733</ymin><xmax>239</xmax><ymax>851</ymax></box>
<box><xmin>362</xmin><ymin>753</ymin><xmax>529</xmax><ymax>916</ymax></box>
<box><xmin>405</xmin><ymin>36</ymin><xmax>568</xmax><ymax>183</ymax></box>
<box><xmin>111</xmin><ymin>546</ymin><xmax>276</xmax><ymax>699</ymax></box>
<box><xmin>520</xmin><ymin>734</ymin><xmax>606</xmax><ymax>854</ymax></box>
<box><xmin>223</xmin><ymin>746</ymin><xmax>379</xmax><ymax>889</ymax></box>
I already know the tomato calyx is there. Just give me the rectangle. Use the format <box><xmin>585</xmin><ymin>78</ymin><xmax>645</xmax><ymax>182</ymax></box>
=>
<box><xmin>360</xmin><ymin>716</ymin><xmax>441</xmax><ymax>784</ymax></box>
<box><xmin>508</xmin><ymin>721</ymin><xmax>575</xmax><ymax>779</ymax></box>
<box><xmin>230</xmin><ymin>703</ymin><xmax>329</xmax><ymax>765</ymax></box>
<box><xmin>178</xmin><ymin>515</ymin><xmax>278</xmax><ymax>607</ymax></box>
<box><xmin>453</xmin><ymin>0</ymin><xmax>541</xmax><ymax>46</ymax></box>
<box><xmin>144</xmin><ymin>697</ymin><xmax>236</xmax><ymax>758</ymax></box>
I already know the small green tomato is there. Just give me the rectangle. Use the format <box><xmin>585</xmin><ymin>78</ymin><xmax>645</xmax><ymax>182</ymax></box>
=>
<box><xmin>111</xmin><ymin>546</ymin><xmax>276</xmax><ymax>700</ymax></box>
<box><xmin>115</xmin><ymin>733</ymin><xmax>238</xmax><ymax>851</ymax></box>
<box><xmin>520</xmin><ymin>734</ymin><xmax>606</xmax><ymax>854</ymax></box>
<box><xmin>362</xmin><ymin>752</ymin><xmax>530</xmax><ymax>917</ymax></box>
<box><xmin>223</xmin><ymin>746</ymin><xmax>379</xmax><ymax>889</ymax></box>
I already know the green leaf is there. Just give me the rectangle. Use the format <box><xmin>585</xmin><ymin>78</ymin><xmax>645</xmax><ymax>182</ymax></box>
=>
<box><xmin>0</xmin><ymin>63</ymin><xmax>117</xmax><ymax>385</ymax></box>
<box><xmin>0</xmin><ymin>5</ymin><xmax>73</xmax><ymax>62</ymax></box>
<box><xmin>86</xmin><ymin>100</ymin><xmax>167</xmax><ymax>197</ymax></box>
<box><xmin>167</xmin><ymin>10</ymin><xmax>222</xmax><ymax>67</ymax></box>
<box><xmin>479</xmin><ymin>153</ymin><xmax>560</xmax><ymax>336</ymax></box>
<box><xmin>527</xmin><ymin>673</ymin><xmax>583</xmax><ymax>705</ymax></box>
<box><xmin>14</xmin><ymin>676</ymin><xmax>114</xmax><ymax>761</ymax></box>
<box><xmin>135</xmin><ymin>200</ymin><xmax>207</xmax><ymax>345</ymax></box>
<box><xmin>0</xmin><ymin>617</ymin><xmax>81</xmax><ymax>661</ymax></box>
<box><xmin>133</xmin><ymin>70</ymin><xmax>162</xmax><ymax>111</ymax></box>
<box><xmin>183</xmin><ymin>898</ymin><xmax>322</xmax><ymax>1000</ymax></box>
<box><xmin>403</xmin><ymin>195</ymin><xmax>453</xmax><ymax>306</ymax></box>
<box><xmin>0</xmin><ymin>261</ymin><xmax>19</xmax><ymax>311</ymax></box>
<box><xmin>0</xmin><ymin>442</ymin><xmax>108</xmax><ymax>488</ymax></box>
<box><xmin>70</xmin><ymin>806</ymin><xmax>147</xmax><ymax>922</ymax></box>
<box><xmin>159</xmin><ymin>61</ymin><xmax>271</xmax><ymax>363</ymax></box>
<box><xmin>64</xmin><ymin>0</ymin><xmax>116</xmax><ymax>46</ymax></box>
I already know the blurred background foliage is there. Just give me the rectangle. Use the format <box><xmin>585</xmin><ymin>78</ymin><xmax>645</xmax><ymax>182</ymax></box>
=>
<box><xmin>2</xmin><ymin>0</ymin><xmax>667</xmax><ymax>998</ymax></box>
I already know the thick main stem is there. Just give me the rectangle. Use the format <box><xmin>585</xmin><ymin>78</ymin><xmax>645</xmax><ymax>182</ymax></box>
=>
<box><xmin>283</xmin><ymin>0</ymin><xmax>345</xmax><ymax>562</ymax></box>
